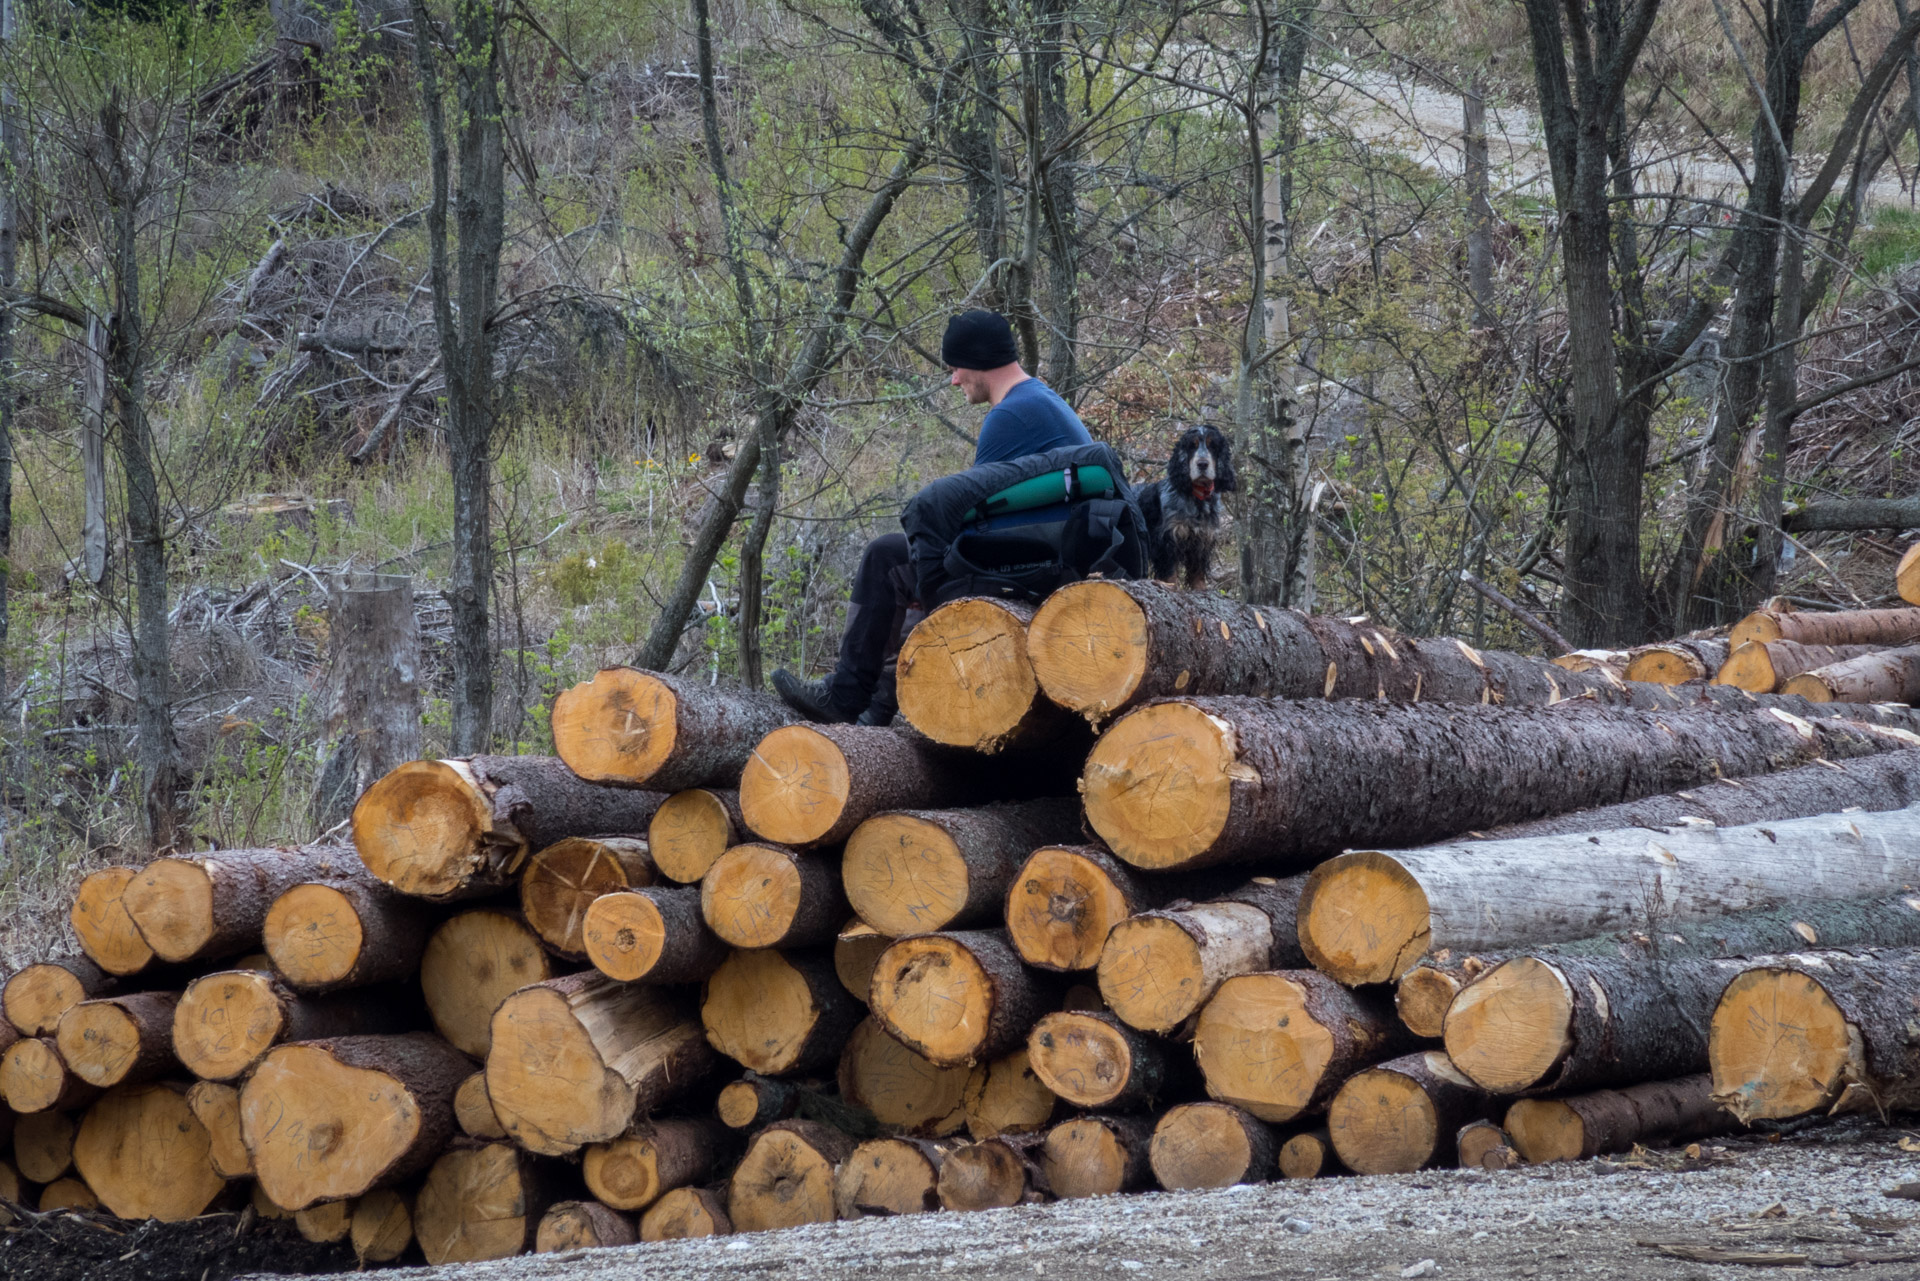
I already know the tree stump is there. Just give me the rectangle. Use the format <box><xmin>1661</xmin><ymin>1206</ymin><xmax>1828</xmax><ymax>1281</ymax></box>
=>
<box><xmin>310</xmin><ymin>571</ymin><xmax>422</xmax><ymax>831</ymax></box>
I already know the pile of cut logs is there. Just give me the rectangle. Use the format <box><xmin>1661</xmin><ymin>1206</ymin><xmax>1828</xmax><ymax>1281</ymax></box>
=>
<box><xmin>6</xmin><ymin>552</ymin><xmax>1920</xmax><ymax>1267</ymax></box>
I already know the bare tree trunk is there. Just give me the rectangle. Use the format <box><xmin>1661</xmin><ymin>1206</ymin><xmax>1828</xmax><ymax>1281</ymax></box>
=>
<box><xmin>1033</xmin><ymin>0</ymin><xmax>1079</xmax><ymax>397</ymax></box>
<box><xmin>412</xmin><ymin>0</ymin><xmax>506</xmax><ymax>756</ymax></box>
<box><xmin>1464</xmin><ymin>79</ymin><xmax>1494</xmax><ymax>328</ymax></box>
<box><xmin>82</xmin><ymin>317</ymin><xmax>109</xmax><ymax>586</ymax></box>
<box><xmin>312</xmin><ymin>573</ymin><xmax>424</xmax><ymax>830</ymax></box>
<box><xmin>0</xmin><ymin>0</ymin><xmax>15</xmax><ymax>709</ymax></box>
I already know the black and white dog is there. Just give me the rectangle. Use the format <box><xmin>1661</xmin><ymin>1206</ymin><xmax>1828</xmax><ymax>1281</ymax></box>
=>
<box><xmin>1136</xmin><ymin>424</ymin><xmax>1236</xmax><ymax>588</ymax></box>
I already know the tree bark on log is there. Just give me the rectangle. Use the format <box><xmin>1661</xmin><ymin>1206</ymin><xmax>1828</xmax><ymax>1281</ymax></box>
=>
<box><xmin>1731</xmin><ymin>606</ymin><xmax>1920</xmax><ymax>650</ymax></box>
<box><xmin>1298</xmin><ymin>805</ymin><xmax>1920</xmax><ymax>985</ymax></box>
<box><xmin>70</xmin><ymin>867</ymin><xmax>153</xmax><ymax>976</ymax></box>
<box><xmin>700</xmin><ymin>947</ymin><xmax>863</xmax><ymax>1075</ymax></box>
<box><xmin>1149</xmin><ymin>1102</ymin><xmax>1277</xmax><ymax>1189</ymax></box>
<box><xmin>0</xmin><ymin>1038</ymin><xmax>99</xmax><ymax>1113</ymax></box>
<box><xmin>835</xmin><ymin>1136</ymin><xmax>954</xmax><ymax>1217</ymax></box>
<box><xmin>1096</xmin><ymin>876</ymin><xmax>1306</xmax><ymax>1032</ymax></box>
<box><xmin>72</xmin><ymin>1082</ymin><xmax>226</xmax><ymax>1221</ymax></box>
<box><xmin>838</xmin><ymin>1016</ymin><xmax>969</xmax><ymax>1137</ymax></box>
<box><xmin>353</xmin><ymin>756</ymin><xmax>666</xmax><ymax>901</ymax></box>
<box><xmin>419</xmin><ymin>909</ymin><xmax>554</xmax><ymax>1059</ymax></box>
<box><xmin>962</xmin><ymin>1049</ymin><xmax>1060</xmax><ymax>1139</ymax></box>
<box><xmin>728</xmin><ymin>1119</ymin><xmax>855</xmax><ymax>1231</ymax></box>
<box><xmin>1040</xmin><ymin>1114</ymin><xmax>1153</xmax><ymax>1199</ymax></box>
<box><xmin>640</xmin><ymin>1185</ymin><xmax>732</xmax><ymax>1240</ymax></box>
<box><xmin>937</xmin><ymin>1133</ymin><xmax>1049</xmax><ymax>1210</ymax></box>
<box><xmin>1503</xmin><ymin>1074</ymin><xmax>1736</xmax><ymax>1162</ymax></box>
<box><xmin>582</xmin><ymin>1117</ymin><xmax>733</xmax><ymax>1212</ymax></box>
<box><xmin>715</xmin><ymin>1073</ymin><xmax>829</xmax><ymax>1129</ymax></box>
<box><xmin>1710</xmin><ymin>946</ymin><xmax>1920</xmax><ymax>1121</ymax></box>
<box><xmin>1623</xmin><ymin>640</ymin><xmax>1731</xmax><ymax>685</ymax></box>
<box><xmin>1193</xmin><ymin>970</ymin><xmax>1413</xmax><ymax>1122</ymax></box>
<box><xmin>455</xmin><ymin>1071</ymin><xmax>507</xmax><ymax>1139</ymax></box>
<box><xmin>701</xmin><ymin>843</ymin><xmax>848</xmax><ymax>949</ymax></box>
<box><xmin>843</xmin><ymin>799</ymin><xmax>1081</xmax><ymax>937</ymax></box>
<box><xmin>739</xmin><ymin>725</ymin><xmax>977</xmax><ymax>848</ymax></box>
<box><xmin>1713</xmin><ymin>641</ymin><xmax>1882</xmax><ymax>693</ymax></box>
<box><xmin>185</xmin><ymin>1080</ymin><xmax>252</xmax><ymax>1177</ymax></box>
<box><xmin>485</xmin><ymin>973</ymin><xmax>715</xmax><ymax>1155</ymax></box>
<box><xmin>414</xmin><ymin>1141</ymin><xmax>558</xmax><ymax>1265</ymax></box>
<box><xmin>1455</xmin><ymin>1119</ymin><xmax>1511</xmax><ymax>1169</ymax></box>
<box><xmin>584</xmin><ymin>886</ymin><xmax>728</xmax><ymax>984</ymax></box>
<box><xmin>351</xmin><ymin>1188</ymin><xmax>415</xmax><ymax>1263</ymax></box>
<box><xmin>1085</xmin><ymin>696</ymin><xmax>1900</xmax><ymax>872</ymax></box>
<box><xmin>1327</xmin><ymin>1051</ymin><xmax>1499</xmax><ymax>1175</ymax></box>
<box><xmin>55</xmin><ymin>992</ymin><xmax>177</xmax><ymax>1088</ymax></box>
<box><xmin>551</xmin><ymin>668</ymin><xmax>794</xmax><ymax>791</ymax></box>
<box><xmin>536</xmin><ymin>1200</ymin><xmax>636</xmax><ymax>1252</ymax></box>
<box><xmin>1026</xmin><ymin>1010</ymin><xmax>1171</xmax><ymax>1111</ymax></box>
<box><xmin>1484</xmin><ymin>748</ymin><xmax>1920</xmax><ymax>839</ymax></box>
<box><xmin>870</xmin><ymin>930</ymin><xmax>1055</xmax><ymax>1067</ymax></box>
<box><xmin>263</xmin><ymin>862</ymin><xmax>437</xmax><ymax>993</ymax></box>
<box><xmin>4</xmin><ymin>957</ymin><xmax>112</xmax><ymax>1036</ymax></box>
<box><xmin>1783</xmin><ymin>645</ymin><xmax>1920</xmax><ymax>704</ymax></box>
<box><xmin>519</xmin><ymin>836</ymin><xmax>656</xmax><ymax>961</ymax></box>
<box><xmin>898</xmin><ymin>598</ymin><xmax>1075</xmax><ymax>752</ymax></box>
<box><xmin>124</xmin><ymin>847</ymin><xmax>361</xmax><ymax>965</ymax></box>
<box><xmin>649</xmin><ymin>788</ymin><xmax>744</xmax><ymax>883</ymax></box>
<box><xmin>1395</xmin><ymin>890</ymin><xmax>1920</xmax><ymax>1038</ymax></box>
<box><xmin>173</xmin><ymin>970</ymin><xmax>415</xmax><ymax>1081</ymax></box>
<box><xmin>242</xmin><ymin>1032</ymin><xmax>471</xmax><ymax>1210</ymax></box>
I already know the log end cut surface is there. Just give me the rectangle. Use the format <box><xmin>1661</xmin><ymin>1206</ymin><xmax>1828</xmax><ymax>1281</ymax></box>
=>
<box><xmin>1082</xmin><ymin>703</ymin><xmax>1234</xmax><ymax>869</ymax></box>
<box><xmin>651</xmin><ymin>789</ymin><xmax>737</xmax><ymax>883</ymax></box>
<box><xmin>352</xmin><ymin>1189</ymin><xmax>414</xmax><ymax>1263</ymax></box>
<box><xmin>1328</xmin><ymin>1063</ymin><xmax>1440</xmax><ymax>1175</ymax></box>
<box><xmin>1006</xmin><ymin>848</ymin><xmax>1136</xmax><ymax>972</ymax></box>
<box><xmin>844</xmin><ymin>815</ymin><xmax>973</xmax><ymax>936</ymax></box>
<box><xmin>422</xmin><ymin>910</ymin><xmax>553</xmax><ymax>1060</ymax></box>
<box><xmin>264</xmin><ymin>884</ymin><xmax>364</xmax><ymax>988</ymax></box>
<box><xmin>841</xmin><ymin>1017</ymin><xmax>970</xmax><ymax>1135</ymax></box>
<box><xmin>729</xmin><ymin>1127</ymin><xmax>841</xmax><ymax>1231</ymax></box>
<box><xmin>870</xmin><ymin>936</ymin><xmax>995</xmax><ymax>1065</ymax></box>
<box><xmin>836</xmin><ymin>1137</ymin><xmax>943</xmax><ymax>1217</ymax></box>
<box><xmin>641</xmin><ymin>1187</ymin><xmax>730</xmax><ymax>1241</ymax></box>
<box><xmin>173</xmin><ymin>971</ymin><xmax>286</xmax><ymax>1081</ymax></box>
<box><xmin>242</xmin><ymin>1043</ymin><xmax>425</xmax><ymax>1209</ymax></box>
<box><xmin>6</xmin><ymin>964</ymin><xmax>92</xmax><ymax>1037</ymax></box>
<box><xmin>1027</xmin><ymin>579</ymin><xmax>1150</xmax><ymax>719</ymax></box>
<box><xmin>1192</xmin><ymin>973</ymin><xmax>1333</xmax><ymax>1123</ymax></box>
<box><xmin>1299</xmin><ymin>852</ymin><xmax>1431</xmax><ymax>985</ymax></box>
<box><xmin>739</xmin><ymin>726</ymin><xmax>852</xmax><ymax>848</ymax></box>
<box><xmin>1278</xmin><ymin>1130</ymin><xmax>1332</xmax><ymax>1179</ymax></box>
<box><xmin>937</xmin><ymin>1141</ymin><xmax>1028</xmax><ymax>1211</ymax></box>
<box><xmin>898</xmin><ymin>598</ymin><xmax>1040</xmax><ymax>749</ymax></box>
<box><xmin>1899</xmin><ymin>543</ymin><xmax>1920</xmax><ymax>606</ymax></box>
<box><xmin>583</xmin><ymin>890</ymin><xmax>672</xmax><ymax>982</ymax></box>
<box><xmin>73</xmin><ymin>1084</ymin><xmax>226</xmax><ymax>1222</ymax></box>
<box><xmin>552</xmin><ymin>668</ymin><xmax>680</xmax><ymax>785</ymax></box>
<box><xmin>56</xmin><ymin>1000</ymin><xmax>151</xmax><ymax>1087</ymax></box>
<box><xmin>415</xmin><ymin>1143</ymin><xmax>535</xmax><ymax>1265</ymax></box>
<box><xmin>963</xmin><ymin>1050</ymin><xmax>1057</xmax><ymax>1138</ymax></box>
<box><xmin>353</xmin><ymin>760</ymin><xmax>497</xmax><ymax>898</ymax></box>
<box><xmin>122</xmin><ymin>859</ymin><xmax>215</xmax><ymax>962</ymax></box>
<box><xmin>70</xmin><ymin>868</ymin><xmax>154</xmax><ymax>976</ymax></box>
<box><xmin>1503</xmin><ymin>1099</ymin><xmax>1584</xmax><ymax>1163</ymax></box>
<box><xmin>1395</xmin><ymin>968</ymin><xmax>1463</xmax><ymax>1041</ymax></box>
<box><xmin>1442</xmin><ymin>957</ymin><xmax>1574</xmax><ymax>1093</ymax></box>
<box><xmin>1097</xmin><ymin>916</ymin><xmax>1207</xmax><ymax>1034</ymax></box>
<box><xmin>703</xmin><ymin>844</ymin><xmax>807</xmax><ymax>948</ymax></box>
<box><xmin>1043</xmin><ymin>1117</ymin><xmax>1135</xmax><ymax>1199</ymax></box>
<box><xmin>1710</xmin><ymin>967</ymin><xmax>1852</xmax><ymax>1122</ymax></box>
<box><xmin>1150</xmin><ymin>1103</ymin><xmax>1258</xmax><ymax>1190</ymax></box>
<box><xmin>537</xmin><ymin>1201</ymin><xmax>636</xmax><ymax>1252</ymax></box>
<box><xmin>1</xmin><ymin>1038</ymin><xmax>77</xmax><ymax>1112</ymax></box>
<box><xmin>522</xmin><ymin>837</ymin><xmax>655</xmax><ymax>959</ymax></box>
<box><xmin>701</xmin><ymin>948</ymin><xmax>833</xmax><ymax>1075</ymax></box>
<box><xmin>1027</xmin><ymin>1012</ymin><xmax>1136</xmax><ymax>1108</ymax></box>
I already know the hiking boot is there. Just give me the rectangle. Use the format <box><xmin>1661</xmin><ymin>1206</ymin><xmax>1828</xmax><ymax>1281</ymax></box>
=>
<box><xmin>855</xmin><ymin>699</ymin><xmax>896</xmax><ymax>727</ymax></box>
<box><xmin>857</xmin><ymin>669</ymin><xmax>899</xmax><ymax>727</ymax></box>
<box><xmin>772</xmin><ymin>669</ymin><xmax>858</xmax><ymax>724</ymax></box>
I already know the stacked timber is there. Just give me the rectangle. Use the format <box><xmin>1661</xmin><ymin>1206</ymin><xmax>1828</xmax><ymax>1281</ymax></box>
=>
<box><xmin>17</xmin><ymin>586</ymin><xmax>1920</xmax><ymax>1260</ymax></box>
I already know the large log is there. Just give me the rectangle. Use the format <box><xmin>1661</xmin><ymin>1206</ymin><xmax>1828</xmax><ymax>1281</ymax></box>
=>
<box><xmin>415</xmin><ymin>1141</ymin><xmax>556</xmax><ymax>1265</ymax></box>
<box><xmin>838</xmin><ymin>1017</ymin><xmax>969</xmax><ymax>1136</ymax></box>
<box><xmin>173</xmin><ymin>970</ymin><xmax>412</xmax><ymax>1081</ymax></box>
<box><xmin>835</xmin><ymin>1136</ymin><xmax>954</xmax><ymax>1217</ymax></box>
<box><xmin>1004</xmin><ymin>846</ymin><xmax>1167</xmax><ymax>974</ymax></box>
<box><xmin>242</xmin><ymin>1032</ymin><xmax>470</xmax><ymax>1209</ymax></box>
<box><xmin>69</xmin><ymin>867</ymin><xmax>155</xmax><ymax>975</ymax></box>
<box><xmin>728</xmin><ymin>1119</ymin><xmax>855</xmax><ymax>1231</ymax></box>
<box><xmin>1902</xmin><ymin>542</ymin><xmax>1920</xmax><ymax>605</ymax></box>
<box><xmin>519</xmin><ymin>835</ymin><xmax>656</xmax><ymax>960</ymax></box>
<box><xmin>1713</xmin><ymin>641</ymin><xmax>1882</xmax><ymax>693</ymax></box>
<box><xmin>1710</xmin><ymin>946</ymin><xmax>1920</xmax><ymax>1121</ymax></box>
<box><xmin>700</xmin><ymin>947</ymin><xmax>863</xmax><ymax>1075</ymax></box>
<box><xmin>962</xmin><ymin>1049</ymin><xmax>1059</xmax><ymax>1139</ymax></box>
<box><xmin>1783</xmin><ymin>645</ymin><xmax>1920</xmax><ymax>703</ymax></box>
<box><xmin>869</xmin><ymin>930</ymin><xmax>1054</xmax><ymax>1067</ymax></box>
<box><xmin>1482</xmin><ymin>748</ymin><xmax>1920</xmax><ymax>839</ymax></box>
<box><xmin>1732</xmin><ymin>605</ymin><xmax>1920</xmax><ymax>650</ymax></box>
<box><xmin>485</xmin><ymin>973</ymin><xmax>714</xmax><ymax>1155</ymax></box>
<box><xmin>1081</xmin><ymin>696</ymin><xmax>1903</xmax><ymax>872</ymax></box>
<box><xmin>1298</xmin><ymin>806</ymin><xmax>1920</xmax><ymax>986</ymax></box>
<box><xmin>1040</xmin><ymin>1114</ymin><xmax>1153</xmax><ymax>1199</ymax></box>
<box><xmin>1026</xmin><ymin>1010</ymin><xmax>1172</xmax><ymax>1111</ymax></box>
<box><xmin>14</xmin><ymin>1110</ymin><xmax>74</xmax><ymax>1182</ymax></box>
<box><xmin>1503</xmin><ymin>1074</ymin><xmax>1737</xmax><ymax>1163</ymax></box>
<box><xmin>262</xmin><ymin>863</ymin><xmax>437</xmax><ymax>992</ymax></box>
<box><xmin>582</xmin><ymin>1117</ymin><xmax>732</xmax><ymax>1212</ymax></box>
<box><xmin>4</xmin><ymin>957</ymin><xmax>112</xmax><ymax>1036</ymax></box>
<box><xmin>1396</xmin><ymin>890</ymin><xmax>1920</xmax><ymax>1038</ymax></box>
<box><xmin>419</xmin><ymin>909</ymin><xmax>554</xmax><ymax>1059</ymax></box>
<box><xmin>1149</xmin><ymin>1102</ymin><xmax>1278</xmax><ymax>1189</ymax></box>
<box><xmin>896</xmin><ymin>597</ymin><xmax>1073</xmax><ymax>751</ymax></box>
<box><xmin>536</xmin><ymin>1201</ymin><xmax>636</xmax><ymax>1252</ymax></box>
<box><xmin>1623</xmin><ymin>640</ymin><xmax>1731</xmax><ymax>685</ymax></box>
<box><xmin>583</xmin><ymin>886</ymin><xmax>728</xmax><ymax>984</ymax></box>
<box><xmin>124</xmin><ymin>846</ymin><xmax>359</xmax><ymax>965</ymax></box>
<box><xmin>937</xmin><ymin>1133</ymin><xmax>1048</xmax><ymax>1210</ymax></box>
<box><xmin>1096</xmin><ymin>876</ymin><xmax>1306</xmax><ymax>1032</ymax></box>
<box><xmin>1326</xmin><ymin>1051</ymin><xmax>1499</xmax><ymax>1175</ymax></box>
<box><xmin>640</xmin><ymin>1186</ymin><xmax>732</xmax><ymax>1240</ymax></box>
<box><xmin>352</xmin><ymin>756</ymin><xmax>666</xmax><ymax>900</ymax></box>
<box><xmin>701</xmin><ymin>843</ymin><xmax>848</xmax><ymax>949</ymax></box>
<box><xmin>739</xmin><ymin>725</ymin><xmax>974</xmax><ymax>848</ymax></box>
<box><xmin>843</xmin><ymin>799</ymin><xmax>1082</xmax><ymax>936</ymax></box>
<box><xmin>55</xmin><ymin>992</ymin><xmax>177</xmax><ymax>1088</ymax></box>
<box><xmin>351</xmin><ymin>1188</ymin><xmax>415</xmax><ymax>1264</ymax></box>
<box><xmin>0</xmin><ymin>1039</ymin><xmax>99</xmax><ymax>1113</ymax></box>
<box><xmin>1192</xmin><ymin>970</ymin><xmax>1412</xmax><ymax>1122</ymax></box>
<box><xmin>184</xmin><ymin>1080</ymin><xmax>252</xmax><ymax>1177</ymax></box>
<box><xmin>649</xmin><ymin>788</ymin><xmax>745</xmax><ymax>884</ymax></box>
<box><xmin>550</xmin><ymin>668</ymin><xmax>794</xmax><ymax>790</ymax></box>
<box><xmin>73</xmin><ymin>1082</ymin><xmax>226</xmax><ymax>1221</ymax></box>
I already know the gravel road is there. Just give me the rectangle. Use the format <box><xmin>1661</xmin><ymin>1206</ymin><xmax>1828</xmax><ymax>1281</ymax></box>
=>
<box><xmin>359</xmin><ymin>1117</ymin><xmax>1920</xmax><ymax>1281</ymax></box>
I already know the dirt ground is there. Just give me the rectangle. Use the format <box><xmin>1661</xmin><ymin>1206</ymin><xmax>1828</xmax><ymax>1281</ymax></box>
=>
<box><xmin>0</xmin><ymin>1204</ymin><xmax>355</xmax><ymax>1281</ymax></box>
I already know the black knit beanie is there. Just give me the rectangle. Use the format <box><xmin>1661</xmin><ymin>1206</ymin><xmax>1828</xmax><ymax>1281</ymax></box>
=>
<box><xmin>941</xmin><ymin>310</ymin><xmax>1020</xmax><ymax>370</ymax></box>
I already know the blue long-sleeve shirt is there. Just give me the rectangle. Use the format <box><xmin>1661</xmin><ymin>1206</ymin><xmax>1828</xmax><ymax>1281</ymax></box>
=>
<box><xmin>974</xmin><ymin>378</ymin><xmax>1093</xmax><ymax>465</ymax></box>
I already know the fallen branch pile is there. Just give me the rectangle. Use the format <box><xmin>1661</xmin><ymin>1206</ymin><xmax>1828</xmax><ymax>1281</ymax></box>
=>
<box><xmin>7</xmin><ymin>561</ymin><xmax>1920</xmax><ymax>1265</ymax></box>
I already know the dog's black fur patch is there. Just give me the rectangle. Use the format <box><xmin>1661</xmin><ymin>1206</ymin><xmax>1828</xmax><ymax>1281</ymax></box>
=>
<box><xmin>1136</xmin><ymin>425</ymin><xmax>1236</xmax><ymax>588</ymax></box>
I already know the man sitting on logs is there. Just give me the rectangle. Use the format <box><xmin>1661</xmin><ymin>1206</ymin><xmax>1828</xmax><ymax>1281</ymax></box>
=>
<box><xmin>772</xmin><ymin>309</ymin><xmax>1093</xmax><ymax>726</ymax></box>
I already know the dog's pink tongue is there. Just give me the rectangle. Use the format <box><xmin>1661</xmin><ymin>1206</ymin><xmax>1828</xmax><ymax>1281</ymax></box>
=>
<box><xmin>1192</xmin><ymin>478</ymin><xmax>1215</xmax><ymax>501</ymax></box>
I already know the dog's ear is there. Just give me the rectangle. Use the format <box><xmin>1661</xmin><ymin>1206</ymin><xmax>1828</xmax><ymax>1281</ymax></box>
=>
<box><xmin>1213</xmin><ymin>430</ymin><xmax>1238</xmax><ymax>492</ymax></box>
<box><xmin>1164</xmin><ymin>430</ymin><xmax>1192</xmax><ymax>487</ymax></box>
